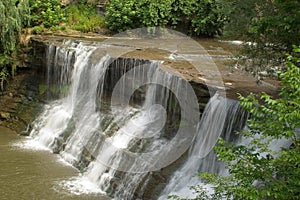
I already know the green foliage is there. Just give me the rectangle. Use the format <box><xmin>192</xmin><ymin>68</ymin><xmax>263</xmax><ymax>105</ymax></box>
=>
<box><xmin>223</xmin><ymin>0</ymin><xmax>300</xmax><ymax>73</ymax></box>
<box><xmin>138</xmin><ymin>0</ymin><xmax>173</xmax><ymax>27</ymax></box>
<box><xmin>32</xmin><ymin>24</ymin><xmax>46</xmax><ymax>34</ymax></box>
<box><xmin>29</xmin><ymin>0</ymin><xmax>105</xmax><ymax>33</ymax></box>
<box><xmin>105</xmin><ymin>0</ymin><xmax>227</xmax><ymax>36</ymax></box>
<box><xmin>0</xmin><ymin>0</ymin><xmax>30</xmax><ymax>54</ymax></box>
<box><xmin>0</xmin><ymin>0</ymin><xmax>30</xmax><ymax>85</ymax></box>
<box><xmin>221</xmin><ymin>0</ymin><xmax>258</xmax><ymax>39</ymax></box>
<box><xmin>38</xmin><ymin>84</ymin><xmax>47</xmax><ymax>95</ymax></box>
<box><xmin>171</xmin><ymin>47</ymin><xmax>300</xmax><ymax>200</ymax></box>
<box><xmin>30</xmin><ymin>0</ymin><xmax>66</xmax><ymax>28</ymax></box>
<box><xmin>168</xmin><ymin>0</ymin><xmax>194</xmax><ymax>27</ymax></box>
<box><xmin>105</xmin><ymin>0</ymin><xmax>140</xmax><ymax>32</ymax></box>
<box><xmin>0</xmin><ymin>67</ymin><xmax>8</xmax><ymax>92</ymax></box>
<box><xmin>66</xmin><ymin>4</ymin><xmax>105</xmax><ymax>33</ymax></box>
<box><xmin>190</xmin><ymin>0</ymin><xmax>226</xmax><ymax>36</ymax></box>
<box><xmin>248</xmin><ymin>0</ymin><xmax>300</xmax><ymax>51</ymax></box>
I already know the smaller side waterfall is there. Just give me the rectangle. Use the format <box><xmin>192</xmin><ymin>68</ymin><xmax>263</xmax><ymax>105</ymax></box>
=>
<box><xmin>30</xmin><ymin>41</ymin><xmax>102</xmax><ymax>153</ymax></box>
<box><xmin>45</xmin><ymin>40</ymin><xmax>76</xmax><ymax>99</ymax></box>
<box><xmin>159</xmin><ymin>93</ymin><xmax>248</xmax><ymax>199</ymax></box>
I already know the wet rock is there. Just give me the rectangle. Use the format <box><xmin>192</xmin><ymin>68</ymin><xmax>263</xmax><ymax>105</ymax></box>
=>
<box><xmin>52</xmin><ymin>137</ymin><xmax>64</xmax><ymax>154</ymax></box>
<box><xmin>27</xmin><ymin>96</ymin><xmax>34</xmax><ymax>101</ymax></box>
<box><xmin>75</xmin><ymin>147</ymin><xmax>96</xmax><ymax>171</ymax></box>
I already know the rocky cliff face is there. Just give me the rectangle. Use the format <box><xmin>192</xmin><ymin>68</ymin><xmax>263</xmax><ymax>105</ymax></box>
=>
<box><xmin>29</xmin><ymin>37</ymin><xmax>213</xmax><ymax>111</ymax></box>
<box><xmin>29</xmin><ymin>35</ymin><xmax>279</xmax><ymax>100</ymax></box>
<box><xmin>0</xmin><ymin>33</ymin><xmax>279</xmax><ymax>200</ymax></box>
<box><xmin>25</xmin><ymin>35</ymin><xmax>279</xmax><ymax>199</ymax></box>
<box><xmin>0</xmin><ymin>68</ymin><xmax>41</xmax><ymax>133</ymax></box>
<box><xmin>28</xmin><ymin>37</ymin><xmax>213</xmax><ymax>199</ymax></box>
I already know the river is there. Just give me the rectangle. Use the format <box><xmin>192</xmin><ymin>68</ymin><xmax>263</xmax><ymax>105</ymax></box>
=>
<box><xmin>0</xmin><ymin>126</ymin><xmax>109</xmax><ymax>200</ymax></box>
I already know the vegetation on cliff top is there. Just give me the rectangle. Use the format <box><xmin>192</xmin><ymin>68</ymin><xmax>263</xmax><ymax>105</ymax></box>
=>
<box><xmin>105</xmin><ymin>0</ymin><xmax>227</xmax><ymax>37</ymax></box>
<box><xmin>29</xmin><ymin>0</ymin><xmax>105</xmax><ymax>33</ymax></box>
<box><xmin>2</xmin><ymin>0</ymin><xmax>299</xmax><ymax>67</ymax></box>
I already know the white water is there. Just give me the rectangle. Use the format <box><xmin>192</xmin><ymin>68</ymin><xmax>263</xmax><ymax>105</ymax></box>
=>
<box><xmin>28</xmin><ymin>40</ymin><xmax>196</xmax><ymax>199</ymax></box>
<box><xmin>28</xmin><ymin>40</ymin><xmax>109</xmax><ymax>192</ymax></box>
<box><xmin>159</xmin><ymin>93</ymin><xmax>247</xmax><ymax>199</ymax></box>
<box><xmin>28</xmin><ymin>40</ymin><xmax>250</xmax><ymax>199</ymax></box>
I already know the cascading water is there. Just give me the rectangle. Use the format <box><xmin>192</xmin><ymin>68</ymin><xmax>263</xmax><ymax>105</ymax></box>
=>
<box><xmin>29</xmin><ymin>40</ymin><xmax>198</xmax><ymax>199</ymax></box>
<box><xmin>28</xmin><ymin>39</ymin><xmax>249</xmax><ymax>199</ymax></box>
<box><xmin>159</xmin><ymin>93</ymin><xmax>248</xmax><ymax>199</ymax></box>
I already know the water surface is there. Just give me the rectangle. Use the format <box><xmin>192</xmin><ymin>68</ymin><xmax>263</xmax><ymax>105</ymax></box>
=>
<box><xmin>0</xmin><ymin>126</ymin><xmax>108</xmax><ymax>200</ymax></box>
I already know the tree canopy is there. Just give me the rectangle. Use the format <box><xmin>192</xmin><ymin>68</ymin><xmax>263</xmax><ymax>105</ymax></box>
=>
<box><xmin>0</xmin><ymin>0</ymin><xmax>30</xmax><ymax>55</ymax></box>
<box><xmin>224</xmin><ymin>0</ymin><xmax>300</xmax><ymax>73</ymax></box>
<box><xmin>105</xmin><ymin>0</ymin><xmax>227</xmax><ymax>36</ymax></box>
<box><xmin>0</xmin><ymin>0</ymin><xmax>30</xmax><ymax>90</ymax></box>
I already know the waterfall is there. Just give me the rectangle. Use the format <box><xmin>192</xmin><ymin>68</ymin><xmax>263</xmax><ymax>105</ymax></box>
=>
<box><xmin>29</xmin><ymin>40</ymin><xmax>200</xmax><ymax>199</ymax></box>
<box><xmin>29</xmin><ymin>39</ymin><xmax>250</xmax><ymax>199</ymax></box>
<box><xmin>159</xmin><ymin>93</ymin><xmax>248</xmax><ymax>199</ymax></box>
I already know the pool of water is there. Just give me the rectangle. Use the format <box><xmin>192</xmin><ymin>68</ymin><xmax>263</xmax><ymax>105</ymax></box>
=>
<box><xmin>0</xmin><ymin>126</ymin><xmax>109</xmax><ymax>200</ymax></box>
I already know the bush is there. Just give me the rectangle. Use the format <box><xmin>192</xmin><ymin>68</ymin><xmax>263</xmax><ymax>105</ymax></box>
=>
<box><xmin>222</xmin><ymin>0</ymin><xmax>300</xmax><ymax>73</ymax></box>
<box><xmin>105</xmin><ymin>0</ymin><xmax>140</xmax><ymax>33</ymax></box>
<box><xmin>190</xmin><ymin>0</ymin><xmax>226</xmax><ymax>36</ymax></box>
<box><xmin>0</xmin><ymin>0</ymin><xmax>30</xmax><ymax>81</ymax></box>
<box><xmin>31</xmin><ymin>25</ymin><xmax>45</xmax><ymax>34</ymax></box>
<box><xmin>66</xmin><ymin>4</ymin><xmax>105</xmax><ymax>33</ymax></box>
<box><xmin>30</xmin><ymin>0</ymin><xmax>66</xmax><ymax>28</ymax></box>
<box><xmin>105</xmin><ymin>0</ymin><xmax>227</xmax><ymax>36</ymax></box>
<box><xmin>138</xmin><ymin>0</ymin><xmax>173</xmax><ymax>27</ymax></box>
<box><xmin>1</xmin><ymin>0</ymin><xmax>30</xmax><ymax>54</ymax></box>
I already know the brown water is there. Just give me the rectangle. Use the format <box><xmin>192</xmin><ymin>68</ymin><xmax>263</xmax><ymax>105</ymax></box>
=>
<box><xmin>0</xmin><ymin>126</ymin><xmax>109</xmax><ymax>200</ymax></box>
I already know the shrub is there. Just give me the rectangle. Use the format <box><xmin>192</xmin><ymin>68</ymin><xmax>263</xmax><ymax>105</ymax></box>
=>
<box><xmin>30</xmin><ymin>0</ymin><xmax>67</xmax><ymax>28</ymax></box>
<box><xmin>222</xmin><ymin>0</ymin><xmax>300</xmax><ymax>73</ymax></box>
<box><xmin>105</xmin><ymin>0</ymin><xmax>227</xmax><ymax>36</ymax></box>
<box><xmin>66</xmin><ymin>4</ymin><xmax>105</xmax><ymax>33</ymax></box>
<box><xmin>0</xmin><ymin>0</ymin><xmax>30</xmax><ymax>81</ymax></box>
<box><xmin>105</xmin><ymin>0</ymin><xmax>140</xmax><ymax>33</ymax></box>
<box><xmin>190</xmin><ymin>0</ymin><xmax>226</xmax><ymax>36</ymax></box>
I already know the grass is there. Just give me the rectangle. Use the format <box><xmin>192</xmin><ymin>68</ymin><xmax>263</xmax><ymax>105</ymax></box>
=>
<box><xmin>66</xmin><ymin>5</ymin><xmax>105</xmax><ymax>33</ymax></box>
<box><xmin>30</xmin><ymin>4</ymin><xmax>106</xmax><ymax>34</ymax></box>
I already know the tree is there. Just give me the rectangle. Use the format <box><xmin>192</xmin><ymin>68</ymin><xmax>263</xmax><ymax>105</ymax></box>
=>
<box><xmin>0</xmin><ymin>0</ymin><xmax>30</xmax><ymax>54</ymax></box>
<box><xmin>223</xmin><ymin>0</ymin><xmax>300</xmax><ymax>74</ymax></box>
<box><xmin>0</xmin><ymin>0</ymin><xmax>30</xmax><ymax>90</ymax></box>
<box><xmin>105</xmin><ymin>0</ymin><xmax>227</xmax><ymax>36</ymax></box>
<box><xmin>170</xmin><ymin>46</ymin><xmax>300</xmax><ymax>200</ymax></box>
<box><xmin>29</xmin><ymin>0</ymin><xmax>66</xmax><ymax>28</ymax></box>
